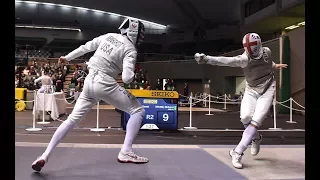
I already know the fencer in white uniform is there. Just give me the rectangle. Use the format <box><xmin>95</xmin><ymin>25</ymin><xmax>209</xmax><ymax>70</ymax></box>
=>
<box><xmin>32</xmin><ymin>18</ymin><xmax>148</xmax><ymax>172</ymax></box>
<box><xmin>194</xmin><ymin>33</ymin><xmax>287</xmax><ymax>169</ymax></box>
<box><xmin>34</xmin><ymin>71</ymin><xmax>53</xmax><ymax>93</ymax></box>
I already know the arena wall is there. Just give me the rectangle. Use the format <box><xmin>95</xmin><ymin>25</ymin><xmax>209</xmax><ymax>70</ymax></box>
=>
<box><xmin>285</xmin><ymin>26</ymin><xmax>305</xmax><ymax>107</ymax></box>
<box><xmin>139</xmin><ymin>61</ymin><xmax>243</xmax><ymax>95</ymax></box>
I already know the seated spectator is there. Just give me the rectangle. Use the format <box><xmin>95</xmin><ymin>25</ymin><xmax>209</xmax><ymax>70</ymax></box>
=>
<box><xmin>63</xmin><ymin>65</ymin><xmax>68</xmax><ymax>76</ymax></box>
<box><xmin>155</xmin><ymin>79</ymin><xmax>162</xmax><ymax>90</ymax></box>
<box><xmin>143</xmin><ymin>80</ymin><xmax>151</xmax><ymax>90</ymax></box>
<box><xmin>129</xmin><ymin>80</ymin><xmax>137</xmax><ymax>89</ymax></box>
<box><xmin>15</xmin><ymin>76</ymin><xmax>19</xmax><ymax>87</ymax></box>
<box><xmin>76</xmin><ymin>78</ymin><xmax>84</xmax><ymax>92</ymax></box>
<box><xmin>171</xmin><ymin>80</ymin><xmax>176</xmax><ymax>90</ymax></box>
<box><xmin>165</xmin><ymin>79</ymin><xmax>175</xmax><ymax>91</ymax></box>
<box><xmin>36</xmin><ymin>70</ymin><xmax>41</xmax><ymax>77</ymax></box>
<box><xmin>70</xmin><ymin>74</ymin><xmax>78</xmax><ymax>87</ymax></box>
<box><xmin>29</xmin><ymin>66</ymin><xmax>37</xmax><ymax>75</ymax></box>
<box><xmin>139</xmin><ymin>69</ymin><xmax>145</xmax><ymax>81</ymax></box>
<box><xmin>23</xmin><ymin>67</ymin><xmax>29</xmax><ymax>75</ymax></box>
<box><xmin>137</xmin><ymin>81</ymin><xmax>144</xmax><ymax>90</ymax></box>
<box><xmin>83</xmin><ymin>65</ymin><xmax>89</xmax><ymax>74</ymax></box>
<box><xmin>134</xmin><ymin>83</ymin><xmax>139</xmax><ymax>89</ymax></box>
<box><xmin>124</xmin><ymin>83</ymin><xmax>130</xmax><ymax>89</ymax></box>
<box><xmin>134</xmin><ymin>73</ymin><xmax>140</xmax><ymax>82</ymax></box>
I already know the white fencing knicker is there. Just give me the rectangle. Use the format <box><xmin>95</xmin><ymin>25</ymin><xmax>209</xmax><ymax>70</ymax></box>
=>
<box><xmin>67</xmin><ymin>69</ymin><xmax>144</xmax><ymax>124</ymax></box>
<box><xmin>240</xmin><ymin>81</ymin><xmax>275</xmax><ymax>127</ymax></box>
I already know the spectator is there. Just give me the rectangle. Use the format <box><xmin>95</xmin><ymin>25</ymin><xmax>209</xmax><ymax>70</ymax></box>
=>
<box><xmin>36</xmin><ymin>70</ymin><xmax>41</xmax><ymax>77</ymax></box>
<box><xmin>15</xmin><ymin>76</ymin><xmax>19</xmax><ymax>87</ymax></box>
<box><xmin>51</xmin><ymin>74</ymin><xmax>57</xmax><ymax>85</ymax></box>
<box><xmin>76</xmin><ymin>78</ymin><xmax>84</xmax><ymax>92</ymax></box>
<box><xmin>171</xmin><ymin>79</ymin><xmax>176</xmax><ymax>90</ymax></box>
<box><xmin>23</xmin><ymin>67</ymin><xmax>29</xmax><ymax>75</ymax></box>
<box><xmin>165</xmin><ymin>79</ymin><xmax>175</xmax><ymax>91</ymax></box>
<box><xmin>183</xmin><ymin>82</ymin><xmax>189</xmax><ymax>96</ymax></box>
<box><xmin>155</xmin><ymin>79</ymin><xmax>162</xmax><ymax>90</ymax></box>
<box><xmin>134</xmin><ymin>83</ymin><xmax>139</xmax><ymax>89</ymax></box>
<box><xmin>55</xmin><ymin>70</ymin><xmax>64</xmax><ymax>92</ymax></box>
<box><xmin>29</xmin><ymin>66</ymin><xmax>37</xmax><ymax>75</ymax></box>
<box><xmin>70</xmin><ymin>74</ymin><xmax>78</xmax><ymax>87</ymax></box>
<box><xmin>139</xmin><ymin>69</ymin><xmax>145</xmax><ymax>81</ymax></box>
<box><xmin>83</xmin><ymin>65</ymin><xmax>89</xmax><ymax>74</ymax></box>
<box><xmin>63</xmin><ymin>65</ymin><xmax>68</xmax><ymax>76</ymax></box>
<box><xmin>134</xmin><ymin>73</ymin><xmax>140</xmax><ymax>82</ymax></box>
<box><xmin>164</xmin><ymin>79</ymin><xmax>169</xmax><ymax>90</ymax></box>
<box><xmin>143</xmin><ymin>80</ymin><xmax>151</xmax><ymax>90</ymax></box>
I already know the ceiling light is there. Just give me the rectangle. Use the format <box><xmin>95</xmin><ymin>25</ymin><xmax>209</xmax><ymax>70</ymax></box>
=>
<box><xmin>284</xmin><ymin>21</ymin><xmax>305</xmax><ymax>30</ymax></box>
<box><xmin>15</xmin><ymin>25</ymin><xmax>81</xmax><ymax>32</ymax></box>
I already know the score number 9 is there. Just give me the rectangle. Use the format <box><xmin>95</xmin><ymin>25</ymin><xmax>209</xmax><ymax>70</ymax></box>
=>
<box><xmin>162</xmin><ymin>113</ymin><xmax>169</xmax><ymax>121</ymax></box>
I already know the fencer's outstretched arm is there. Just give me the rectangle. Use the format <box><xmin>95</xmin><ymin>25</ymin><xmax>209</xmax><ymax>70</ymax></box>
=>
<box><xmin>34</xmin><ymin>76</ymin><xmax>43</xmax><ymax>84</ymax></box>
<box><xmin>195</xmin><ymin>53</ymin><xmax>248</xmax><ymax>68</ymax></box>
<box><xmin>122</xmin><ymin>45</ymin><xmax>137</xmax><ymax>84</ymax></box>
<box><xmin>65</xmin><ymin>36</ymin><xmax>104</xmax><ymax>61</ymax></box>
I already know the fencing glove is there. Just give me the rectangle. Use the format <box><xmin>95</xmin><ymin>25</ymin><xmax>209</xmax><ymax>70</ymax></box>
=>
<box><xmin>194</xmin><ymin>53</ymin><xmax>207</xmax><ymax>64</ymax></box>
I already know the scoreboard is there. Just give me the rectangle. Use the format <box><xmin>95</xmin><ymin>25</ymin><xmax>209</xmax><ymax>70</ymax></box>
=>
<box><xmin>122</xmin><ymin>90</ymin><xmax>179</xmax><ymax>130</ymax></box>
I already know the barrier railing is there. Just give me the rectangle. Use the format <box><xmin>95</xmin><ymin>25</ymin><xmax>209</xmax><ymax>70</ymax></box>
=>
<box><xmin>25</xmin><ymin>90</ymin><xmax>42</xmax><ymax>131</ymax></box>
<box><xmin>183</xmin><ymin>92</ymin><xmax>197</xmax><ymax>130</ymax></box>
<box><xmin>37</xmin><ymin>92</ymin><xmax>50</xmax><ymax>125</ymax></box>
<box><xmin>178</xmin><ymin>91</ymin><xmax>305</xmax><ymax>130</ymax></box>
<box><xmin>15</xmin><ymin>89</ymin><xmax>78</xmax><ymax>131</ymax></box>
<box><xmin>90</xmin><ymin>101</ymin><xmax>106</xmax><ymax>132</ymax></box>
<box><xmin>16</xmin><ymin>88</ymin><xmax>305</xmax><ymax>132</ymax></box>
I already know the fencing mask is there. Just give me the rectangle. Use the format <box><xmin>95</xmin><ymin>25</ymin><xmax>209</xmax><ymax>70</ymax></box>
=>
<box><xmin>119</xmin><ymin>18</ymin><xmax>145</xmax><ymax>47</ymax></box>
<box><xmin>242</xmin><ymin>33</ymin><xmax>263</xmax><ymax>59</ymax></box>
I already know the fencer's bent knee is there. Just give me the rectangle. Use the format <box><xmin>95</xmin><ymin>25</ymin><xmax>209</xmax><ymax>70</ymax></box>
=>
<box><xmin>250</xmin><ymin>120</ymin><xmax>261</xmax><ymax>128</ymax></box>
<box><xmin>128</xmin><ymin>107</ymin><xmax>145</xmax><ymax>124</ymax></box>
<box><xmin>131</xmin><ymin>107</ymin><xmax>145</xmax><ymax>117</ymax></box>
<box><xmin>67</xmin><ymin>112</ymin><xmax>86</xmax><ymax>123</ymax></box>
<box><xmin>240</xmin><ymin>115</ymin><xmax>251</xmax><ymax>125</ymax></box>
<box><xmin>62</xmin><ymin>119</ymin><xmax>77</xmax><ymax>128</ymax></box>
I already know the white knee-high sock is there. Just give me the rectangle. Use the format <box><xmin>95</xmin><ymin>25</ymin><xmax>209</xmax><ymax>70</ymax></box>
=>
<box><xmin>121</xmin><ymin>110</ymin><xmax>145</xmax><ymax>153</ymax></box>
<box><xmin>243</xmin><ymin>123</ymin><xmax>260</xmax><ymax>140</ymax></box>
<box><xmin>235</xmin><ymin>125</ymin><xmax>257</xmax><ymax>154</ymax></box>
<box><xmin>42</xmin><ymin>119</ymin><xmax>76</xmax><ymax>159</ymax></box>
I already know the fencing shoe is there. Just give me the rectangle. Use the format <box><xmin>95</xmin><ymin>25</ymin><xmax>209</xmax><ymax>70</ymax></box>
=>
<box><xmin>117</xmin><ymin>151</ymin><xmax>149</xmax><ymax>164</ymax></box>
<box><xmin>251</xmin><ymin>135</ymin><xmax>262</xmax><ymax>156</ymax></box>
<box><xmin>31</xmin><ymin>156</ymin><xmax>48</xmax><ymax>172</ymax></box>
<box><xmin>229</xmin><ymin>149</ymin><xmax>243</xmax><ymax>169</ymax></box>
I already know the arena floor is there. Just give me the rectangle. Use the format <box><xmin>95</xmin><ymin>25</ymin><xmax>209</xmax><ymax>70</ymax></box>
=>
<box><xmin>15</xmin><ymin>106</ymin><xmax>305</xmax><ymax>180</ymax></box>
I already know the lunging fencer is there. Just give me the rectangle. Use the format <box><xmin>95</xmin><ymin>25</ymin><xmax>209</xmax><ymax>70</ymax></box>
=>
<box><xmin>34</xmin><ymin>70</ymin><xmax>53</xmax><ymax>93</ymax></box>
<box><xmin>32</xmin><ymin>18</ymin><xmax>148</xmax><ymax>172</ymax></box>
<box><xmin>194</xmin><ymin>33</ymin><xmax>288</xmax><ymax>169</ymax></box>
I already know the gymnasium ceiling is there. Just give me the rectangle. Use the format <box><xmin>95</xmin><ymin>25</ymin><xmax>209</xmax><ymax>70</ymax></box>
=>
<box><xmin>15</xmin><ymin>0</ymin><xmax>241</xmax><ymax>31</ymax></box>
<box><xmin>15</xmin><ymin>0</ymin><xmax>305</xmax><ymax>36</ymax></box>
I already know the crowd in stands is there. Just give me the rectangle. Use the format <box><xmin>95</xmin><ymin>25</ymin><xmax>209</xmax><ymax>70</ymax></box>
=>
<box><xmin>67</xmin><ymin>64</ymin><xmax>89</xmax><ymax>97</ymax></box>
<box><xmin>123</xmin><ymin>65</ymin><xmax>178</xmax><ymax>91</ymax></box>
<box><xmin>154</xmin><ymin>78</ymin><xmax>177</xmax><ymax>91</ymax></box>
<box><xmin>124</xmin><ymin>65</ymin><xmax>151</xmax><ymax>90</ymax></box>
<box><xmin>15</xmin><ymin>59</ymin><xmax>89</xmax><ymax>95</ymax></box>
<box><xmin>15</xmin><ymin>60</ymin><xmax>67</xmax><ymax>91</ymax></box>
